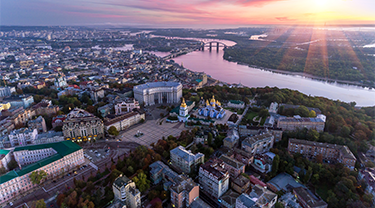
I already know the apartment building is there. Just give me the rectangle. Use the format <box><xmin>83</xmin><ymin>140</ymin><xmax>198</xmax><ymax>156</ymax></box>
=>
<box><xmin>241</xmin><ymin>133</ymin><xmax>274</xmax><ymax>155</ymax></box>
<box><xmin>238</xmin><ymin>125</ymin><xmax>283</xmax><ymax>142</ymax></box>
<box><xmin>277</xmin><ymin>116</ymin><xmax>325</xmax><ymax>132</ymax></box>
<box><xmin>199</xmin><ymin>159</ymin><xmax>230</xmax><ymax>199</ymax></box>
<box><xmin>288</xmin><ymin>138</ymin><xmax>356</xmax><ymax>169</ymax></box>
<box><xmin>112</xmin><ymin>175</ymin><xmax>141</xmax><ymax>208</ymax></box>
<box><xmin>8</xmin><ymin>128</ymin><xmax>38</xmax><ymax>147</ymax></box>
<box><xmin>293</xmin><ymin>187</ymin><xmax>327</xmax><ymax>208</ymax></box>
<box><xmin>0</xmin><ymin>141</ymin><xmax>84</xmax><ymax>204</ymax></box>
<box><xmin>219</xmin><ymin>155</ymin><xmax>245</xmax><ymax>178</ymax></box>
<box><xmin>170</xmin><ymin>146</ymin><xmax>204</xmax><ymax>174</ymax></box>
<box><xmin>170</xmin><ymin>176</ymin><xmax>199</xmax><ymax>208</ymax></box>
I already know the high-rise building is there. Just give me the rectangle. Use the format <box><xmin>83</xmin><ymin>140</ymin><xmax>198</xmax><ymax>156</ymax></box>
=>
<box><xmin>199</xmin><ymin>159</ymin><xmax>230</xmax><ymax>199</ymax></box>
<box><xmin>112</xmin><ymin>175</ymin><xmax>141</xmax><ymax>208</ymax></box>
<box><xmin>170</xmin><ymin>146</ymin><xmax>204</xmax><ymax>174</ymax></box>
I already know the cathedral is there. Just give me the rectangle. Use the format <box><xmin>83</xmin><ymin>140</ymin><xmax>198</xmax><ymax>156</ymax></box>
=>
<box><xmin>199</xmin><ymin>96</ymin><xmax>226</xmax><ymax>119</ymax></box>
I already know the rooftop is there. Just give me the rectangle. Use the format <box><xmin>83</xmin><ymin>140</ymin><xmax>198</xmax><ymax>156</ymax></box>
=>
<box><xmin>267</xmin><ymin>173</ymin><xmax>304</xmax><ymax>192</ymax></box>
<box><xmin>279</xmin><ymin>117</ymin><xmax>324</xmax><ymax>123</ymax></box>
<box><xmin>200</xmin><ymin>159</ymin><xmax>229</xmax><ymax>181</ymax></box>
<box><xmin>171</xmin><ymin>146</ymin><xmax>204</xmax><ymax>163</ymax></box>
<box><xmin>0</xmin><ymin>141</ymin><xmax>81</xmax><ymax>184</ymax></box>
<box><xmin>113</xmin><ymin>175</ymin><xmax>132</xmax><ymax>188</ymax></box>
<box><xmin>133</xmin><ymin>81</ymin><xmax>181</xmax><ymax>91</ymax></box>
<box><xmin>219</xmin><ymin>155</ymin><xmax>244</xmax><ymax>169</ymax></box>
<box><xmin>293</xmin><ymin>187</ymin><xmax>327</xmax><ymax>208</ymax></box>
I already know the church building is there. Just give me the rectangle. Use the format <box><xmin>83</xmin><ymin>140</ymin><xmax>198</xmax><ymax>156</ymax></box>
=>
<box><xmin>199</xmin><ymin>96</ymin><xmax>226</xmax><ymax>119</ymax></box>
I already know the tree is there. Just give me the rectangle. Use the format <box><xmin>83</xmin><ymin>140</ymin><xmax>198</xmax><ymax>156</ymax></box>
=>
<box><xmin>132</xmin><ymin>172</ymin><xmax>150</xmax><ymax>192</ymax></box>
<box><xmin>108</xmin><ymin>126</ymin><xmax>119</xmax><ymax>136</ymax></box>
<box><xmin>0</xmin><ymin>167</ymin><xmax>6</xmax><ymax>174</ymax></box>
<box><xmin>259</xmin><ymin>109</ymin><xmax>270</xmax><ymax>118</ymax></box>
<box><xmin>271</xmin><ymin>155</ymin><xmax>280</xmax><ymax>176</ymax></box>
<box><xmin>304</xmin><ymin>166</ymin><xmax>313</xmax><ymax>183</ymax></box>
<box><xmin>29</xmin><ymin>170</ymin><xmax>48</xmax><ymax>185</ymax></box>
<box><xmin>295</xmin><ymin>106</ymin><xmax>309</xmax><ymax>117</ymax></box>
<box><xmin>7</xmin><ymin>159</ymin><xmax>18</xmax><ymax>170</ymax></box>
<box><xmin>308</xmin><ymin>110</ymin><xmax>316</xmax><ymax>117</ymax></box>
<box><xmin>31</xmin><ymin>199</ymin><xmax>47</xmax><ymax>208</ymax></box>
<box><xmin>207</xmin><ymin>132</ymin><xmax>213</xmax><ymax>145</ymax></box>
<box><xmin>275</xmin><ymin>202</ymin><xmax>284</xmax><ymax>208</ymax></box>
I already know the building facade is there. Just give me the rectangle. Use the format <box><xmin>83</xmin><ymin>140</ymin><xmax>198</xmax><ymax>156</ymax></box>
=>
<box><xmin>63</xmin><ymin>108</ymin><xmax>104</xmax><ymax>141</ymax></box>
<box><xmin>0</xmin><ymin>141</ymin><xmax>84</xmax><ymax>205</ymax></box>
<box><xmin>104</xmin><ymin>112</ymin><xmax>145</xmax><ymax>131</ymax></box>
<box><xmin>114</xmin><ymin>98</ymin><xmax>140</xmax><ymax>115</ymax></box>
<box><xmin>170</xmin><ymin>146</ymin><xmax>204</xmax><ymax>174</ymax></box>
<box><xmin>241</xmin><ymin>133</ymin><xmax>274</xmax><ymax>155</ymax></box>
<box><xmin>170</xmin><ymin>177</ymin><xmax>199</xmax><ymax>208</ymax></box>
<box><xmin>112</xmin><ymin>175</ymin><xmax>141</xmax><ymax>208</ymax></box>
<box><xmin>288</xmin><ymin>138</ymin><xmax>356</xmax><ymax>169</ymax></box>
<box><xmin>133</xmin><ymin>82</ymin><xmax>182</xmax><ymax>106</ymax></box>
<box><xmin>31</xmin><ymin>99</ymin><xmax>59</xmax><ymax>116</ymax></box>
<box><xmin>238</xmin><ymin>126</ymin><xmax>283</xmax><ymax>142</ymax></box>
<box><xmin>8</xmin><ymin>128</ymin><xmax>38</xmax><ymax>147</ymax></box>
<box><xmin>0</xmin><ymin>87</ymin><xmax>15</xmax><ymax>98</ymax></box>
<box><xmin>199</xmin><ymin>159</ymin><xmax>230</xmax><ymax>199</ymax></box>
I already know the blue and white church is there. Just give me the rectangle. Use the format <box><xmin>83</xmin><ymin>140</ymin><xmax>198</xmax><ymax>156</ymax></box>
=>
<box><xmin>199</xmin><ymin>95</ymin><xmax>226</xmax><ymax>119</ymax></box>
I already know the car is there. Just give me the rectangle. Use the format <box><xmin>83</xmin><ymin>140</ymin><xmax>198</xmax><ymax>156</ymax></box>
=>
<box><xmin>9</xmin><ymin>202</ymin><xmax>13</xmax><ymax>206</ymax></box>
<box><xmin>89</xmin><ymin>150</ymin><xmax>93</xmax><ymax>152</ymax></box>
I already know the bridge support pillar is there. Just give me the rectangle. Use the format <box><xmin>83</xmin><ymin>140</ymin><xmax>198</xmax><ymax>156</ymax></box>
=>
<box><xmin>209</xmin><ymin>42</ymin><xmax>212</xmax><ymax>51</ymax></box>
<box><xmin>217</xmin><ymin>42</ymin><xmax>219</xmax><ymax>52</ymax></box>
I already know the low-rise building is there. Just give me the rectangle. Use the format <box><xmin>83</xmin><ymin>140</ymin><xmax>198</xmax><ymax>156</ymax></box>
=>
<box><xmin>288</xmin><ymin>138</ymin><xmax>356</xmax><ymax>170</ymax></box>
<box><xmin>8</xmin><ymin>128</ymin><xmax>38</xmax><ymax>147</ymax></box>
<box><xmin>3</xmin><ymin>95</ymin><xmax>34</xmax><ymax>108</ymax></box>
<box><xmin>52</xmin><ymin>115</ymin><xmax>66</xmax><ymax>128</ymax></box>
<box><xmin>241</xmin><ymin>133</ymin><xmax>274</xmax><ymax>155</ymax></box>
<box><xmin>267</xmin><ymin>173</ymin><xmax>304</xmax><ymax>193</ymax></box>
<box><xmin>228</xmin><ymin>100</ymin><xmax>245</xmax><ymax>109</ymax></box>
<box><xmin>231</xmin><ymin>174</ymin><xmax>251</xmax><ymax>194</ymax></box>
<box><xmin>224</xmin><ymin>129</ymin><xmax>240</xmax><ymax>149</ymax></box>
<box><xmin>104</xmin><ymin>112</ymin><xmax>145</xmax><ymax>132</ymax></box>
<box><xmin>31</xmin><ymin>99</ymin><xmax>59</xmax><ymax>116</ymax></box>
<box><xmin>90</xmin><ymin>87</ymin><xmax>105</xmax><ymax>103</ymax></box>
<box><xmin>199</xmin><ymin>159</ymin><xmax>230</xmax><ymax>199</ymax></box>
<box><xmin>112</xmin><ymin>175</ymin><xmax>141</xmax><ymax>208</ymax></box>
<box><xmin>0</xmin><ymin>87</ymin><xmax>16</xmax><ymax>98</ymax></box>
<box><xmin>251</xmin><ymin>152</ymin><xmax>275</xmax><ymax>174</ymax></box>
<box><xmin>170</xmin><ymin>146</ymin><xmax>204</xmax><ymax>174</ymax></box>
<box><xmin>293</xmin><ymin>187</ymin><xmax>327</xmax><ymax>208</ymax></box>
<box><xmin>27</xmin><ymin>116</ymin><xmax>47</xmax><ymax>133</ymax></box>
<box><xmin>114</xmin><ymin>98</ymin><xmax>140</xmax><ymax>115</ymax></box>
<box><xmin>0</xmin><ymin>141</ymin><xmax>84</xmax><ymax>205</ymax></box>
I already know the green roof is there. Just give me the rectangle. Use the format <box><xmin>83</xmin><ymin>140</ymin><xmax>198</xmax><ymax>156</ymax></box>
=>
<box><xmin>0</xmin><ymin>141</ymin><xmax>81</xmax><ymax>184</ymax></box>
<box><xmin>0</xmin><ymin>149</ymin><xmax>10</xmax><ymax>155</ymax></box>
<box><xmin>229</xmin><ymin>100</ymin><xmax>244</xmax><ymax>104</ymax></box>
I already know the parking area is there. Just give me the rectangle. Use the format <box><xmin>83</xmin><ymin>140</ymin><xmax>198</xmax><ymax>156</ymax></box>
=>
<box><xmin>84</xmin><ymin>148</ymin><xmax>110</xmax><ymax>163</ymax></box>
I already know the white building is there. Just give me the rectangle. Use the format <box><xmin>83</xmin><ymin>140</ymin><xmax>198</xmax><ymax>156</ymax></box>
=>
<box><xmin>8</xmin><ymin>128</ymin><xmax>38</xmax><ymax>147</ymax></box>
<box><xmin>27</xmin><ymin>116</ymin><xmax>47</xmax><ymax>133</ymax></box>
<box><xmin>170</xmin><ymin>145</ymin><xmax>204</xmax><ymax>174</ymax></box>
<box><xmin>54</xmin><ymin>75</ymin><xmax>68</xmax><ymax>88</ymax></box>
<box><xmin>133</xmin><ymin>82</ymin><xmax>182</xmax><ymax>106</ymax></box>
<box><xmin>199</xmin><ymin>159</ymin><xmax>230</xmax><ymax>199</ymax></box>
<box><xmin>104</xmin><ymin>112</ymin><xmax>145</xmax><ymax>131</ymax></box>
<box><xmin>113</xmin><ymin>175</ymin><xmax>141</xmax><ymax>208</ymax></box>
<box><xmin>236</xmin><ymin>185</ymin><xmax>277</xmax><ymax>208</ymax></box>
<box><xmin>0</xmin><ymin>87</ymin><xmax>15</xmax><ymax>98</ymax></box>
<box><xmin>114</xmin><ymin>98</ymin><xmax>140</xmax><ymax>115</ymax></box>
<box><xmin>0</xmin><ymin>141</ymin><xmax>84</xmax><ymax>205</ymax></box>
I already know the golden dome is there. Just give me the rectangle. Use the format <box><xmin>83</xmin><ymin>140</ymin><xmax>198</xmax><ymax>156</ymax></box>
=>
<box><xmin>216</xmin><ymin>100</ymin><xmax>221</xmax><ymax>106</ymax></box>
<box><xmin>206</xmin><ymin>100</ymin><xmax>210</xmax><ymax>106</ymax></box>
<box><xmin>181</xmin><ymin>98</ymin><xmax>187</xmax><ymax>108</ymax></box>
<box><xmin>210</xmin><ymin>95</ymin><xmax>216</xmax><ymax>103</ymax></box>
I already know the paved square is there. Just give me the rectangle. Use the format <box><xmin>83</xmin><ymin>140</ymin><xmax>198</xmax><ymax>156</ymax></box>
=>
<box><xmin>118</xmin><ymin>119</ymin><xmax>187</xmax><ymax>146</ymax></box>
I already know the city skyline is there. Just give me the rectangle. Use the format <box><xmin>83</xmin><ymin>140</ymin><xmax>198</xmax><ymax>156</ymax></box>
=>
<box><xmin>1</xmin><ymin>0</ymin><xmax>374</xmax><ymax>27</ymax></box>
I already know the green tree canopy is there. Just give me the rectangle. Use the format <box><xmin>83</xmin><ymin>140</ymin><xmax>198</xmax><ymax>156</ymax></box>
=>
<box><xmin>108</xmin><ymin>126</ymin><xmax>119</xmax><ymax>136</ymax></box>
<box><xmin>29</xmin><ymin>170</ymin><xmax>48</xmax><ymax>185</ymax></box>
<box><xmin>132</xmin><ymin>172</ymin><xmax>150</xmax><ymax>192</ymax></box>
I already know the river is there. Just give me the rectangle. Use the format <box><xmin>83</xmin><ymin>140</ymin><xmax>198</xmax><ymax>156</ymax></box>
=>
<box><xmin>148</xmin><ymin>38</ymin><xmax>375</xmax><ymax>106</ymax></box>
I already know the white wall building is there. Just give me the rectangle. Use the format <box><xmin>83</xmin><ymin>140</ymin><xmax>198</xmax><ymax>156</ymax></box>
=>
<box><xmin>199</xmin><ymin>159</ymin><xmax>230</xmax><ymax>199</ymax></box>
<box><xmin>241</xmin><ymin>132</ymin><xmax>274</xmax><ymax>155</ymax></box>
<box><xmin>114</xmin><ymin>98</ymin><xmax>140</xmax><ymax>115</ymax></box>
<box><xmin>170</xmin><ymin>145</ymin><xmax>204</xmax><ymax>174</ymax></box>
<box><xmin>113</xmin><ymin>175</ymin><xmax>141</xmax><ymax>208</ymax></box>
<box><xmin>133</xmin><ymin>82</ymin><xmax>182</xmax><ymax>106</ymax></box>
<box><xmin>0</xmin><ymin>149</ymin><xmax>11</xmax><ymax>170</ymax></box>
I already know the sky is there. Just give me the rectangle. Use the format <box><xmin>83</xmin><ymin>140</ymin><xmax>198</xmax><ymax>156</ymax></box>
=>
<box><xmin>0</xmin><ymin>0</ymin><xmax>374</xmax><ymax>27</ymax></box>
